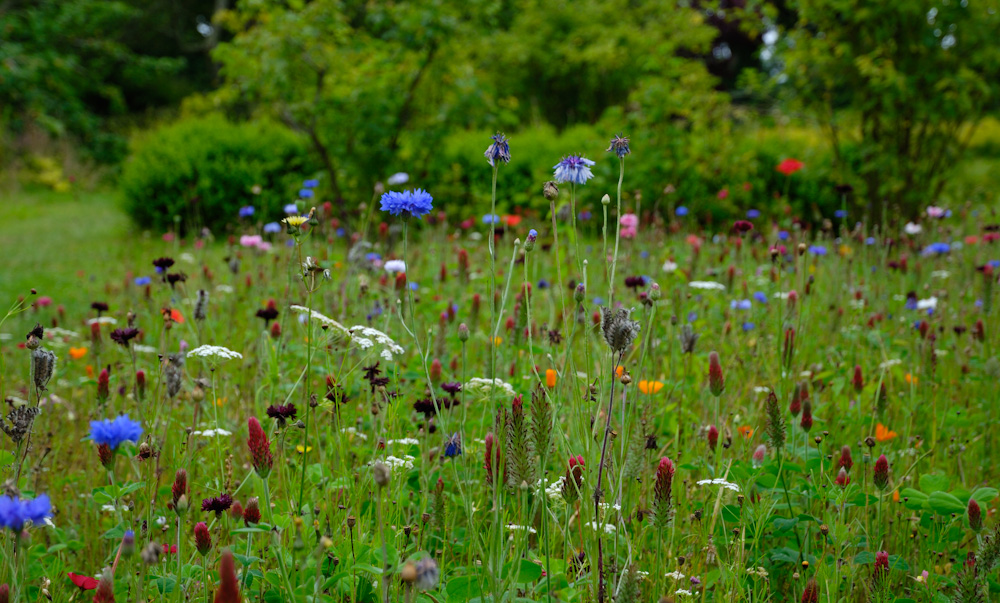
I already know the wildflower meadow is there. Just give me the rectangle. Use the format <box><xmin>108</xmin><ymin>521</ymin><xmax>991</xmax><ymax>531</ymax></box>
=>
<box><xmin>0</xmin><ymin>133</ymin><xmax>999</xmax><ymax>603</ymax></box>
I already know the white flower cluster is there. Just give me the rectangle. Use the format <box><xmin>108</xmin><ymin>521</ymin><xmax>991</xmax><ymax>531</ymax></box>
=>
<box><xmin>388</xmin><ymin>438</ymin><xmax>420</xmax><ymax>446</ymax></box>
<box><xmin>192</xmin><ymin>428</ymin><xmax>232</xmax><ymax>437</ymax></box>
<box><xmin>341</xmin><ymin>427</ymin><xmax>368</xmax><ymax>440</ymax></box>
<box><xmin>688</xmin><ymin>281</ymin><xmax>725</xmax><ymax>291</ymax></box>
<box><xmin>383</xmin><ymin>455</ymin><xmax>415</xmax><ymax>471</ymax></box>
<box><xmin>665</xmin><ymin>571</ymin><xmax>686</xmax><ymax>580</ymax></box>
<box><xmin>187</xmin><ymin>345</ymin><xmax>243</xmax><ymax>361</ymax></box>
<box><xmin>464</xmin><ymin>378</ymin><xmax>516</xmax><ymax>399</ymax></box>
<box><xmin>87</xmin><ymin>317</ymin><xmax>117</xmax><ymax>325</ymax></box>
<box><xmin>696</xmin><ymin>478</ymin><xmax>741</xmax><ymax>492</ymax></box>
<box><xmin>290</xmin><ymin>305</ymin><xmax>351</xmax><ymax>337</ymax></box>
<box><xmin>505</xmin><ymin>524</ymin><xmax>537</xmax><ymax>534</ymax></box>
<box><xmin>586</xmin><ymin>521</ymin><xmax>617</xmax><ymax>534</ymax></box>
<box><xmin>348</xmin><ymin>325</ymin><xmax>405</xmax><ymax>361</ymax></box>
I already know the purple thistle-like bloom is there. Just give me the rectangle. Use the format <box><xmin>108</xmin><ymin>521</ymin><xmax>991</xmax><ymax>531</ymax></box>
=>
<box><xmin>553</xmin><ymin>156</ymin><xmax>595</xmax><ymax>185</ymax></box>
<box><xmin>201</xmin><ymin>494</ymin><xmax>234</xmax><ymax>515</ymax></box>
<box><xmin>606</xmin><ymin>134</ymin><xmax>630</xmax><ymax>158</ymax></box>
<box><xmin>380</xmin><ymin>189</ymin><xmax>434</xmax><ymax>219</ymax></box>
<box><xmin>90</xmin><ymin>415</ymin><xmax>143</xmax><ymax>450</ymax></box>
<box><xmin>485</xmin><ymin>133</ymin><xmax>511</xmax><ymax>166</ymax></box>
<box><xmin>0</xmin><ymin>494</ymin><xmax>51</xmax><ymax>531</ymax></box>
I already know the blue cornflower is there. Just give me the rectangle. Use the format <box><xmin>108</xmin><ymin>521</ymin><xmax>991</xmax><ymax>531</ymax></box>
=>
<box><xmin>239</xmin><ymin>206</ymin><xmax>255</xmax><ymax>218</ymax></box>
<box><xmin>742</xmin><ymin>322</ymin><xmax>755</xmax><ymax>332</ymax></box>
<box><xmin>537</xmin><ymin>279</ymin><xmax>550</xmax><ymax>289</ymax></box>
<box><xmin>303</xmin><ymin>179</ymin><xmax>319</xmax><ymax>188</ymax></box>
<box><xmin>731</xmin><ymin>299</ymin><xmax>752</xmax><ymax>311</ymax></box>
<box><xmin>380</xmin><ymin>189</ymin><xmax>434</xmax><ymax>219</ymax></box>
<box><xmin>366</xmin><ymin>252</ymin><xmax>382</xmax><ymax>262</ymax></box>
<box><xmin>409</xmin><ymin>282</ymin><xmax>419</xmax><ymax>291</ymax></box>
<box><xmin>263</xmin><ymin>222</ymin><xmax>282</xmax><ymax>234</ymax></box>
<box><xmin>687</xmin><ymin>311</ymin><xmax>697</xmax><ymax>323</ymax></box>
<box><xmin>134</xmin><ymin>276</ymin><xmax>152</xmax><ymax>286</ymax></box>
<box><xmin>746</xmin><ymin>209</ymin><xmax>760</xmax><ymax>219</ymax></box>
<box><xmin>922</xmin><ymin>242</ymin><xmax>951</xmax><ymax>255</ymax></box>
<box><xmin>284</xmin><ymin>204</ymin><xmax>299</xmax><ymax>214</ymax></box>
<box><xmin>482</xmin><ymin>214</ymin><xmax>500</xmax><ymax>224</ymax></box>
<box><xmin>606</xmin><ymin>134</ymin><xmax>630</xmax><ymax>158</ymax></box>
<box><xmin>640</xmin><ymin>251</ymin><xmax>649</xmax><ymax>259</ymax></box>
<box><xmin>553</xmin><ymin>156</ymin><xmax>596</xmax><ymax>185</ymax></box>
<box><xmin>989</xmin><ymin>260</ymin><xmax>1000</xmax><ymax>268</ymax></box>
<box><xmin>285</xmin><ymin>239</ymin><xmax>295</xmax><ymax>247</ymax></box>
<box><xmin>593</xmin><ymin>297</ymin><xmax>605</xmax><ymax>306</ymax></box>
<box><xmin>299</xmin><ymin>189</ymin><xmax>314</xmax><ymax>199</ymax></box>
<box><xmin>904</xmin><ymin>298</ymin><xmax>918</xmax><ymax>310</ymax></box>
<box><xmin>336</xmin><ymin>228</ymin><xmax>346</xmax><ymax>237</ymax></box>
<box><xmin>778</xmin><ymin>230</ymin><xmax>790</xmax><ymax>240</ymax></box>
<box><xmin>443</xmin><ymin>433</ymin><xmax>462</xmax><ymax>458</ymax></box>
<box><xmin>834</xmin><ymin>210</ymin><xmax>848</xmax><ymax>219</ymax></box>
<box><xmin>0</xmin><ymin>494</ymin><xmax>51</xmax><ymax>531</ymax></box>
<box><xmin>865</xmin><ymin>237</ymin><xmax>876</xmax><ymax>245</ymax></box>
<box><xmin>676</xmin><ymin>206</ymin><xmax>689</xmax><ymax>217</ymax></box>
<box><xmin>753</xmin><ymin>291</ymin><xmax>768</xmax><ymax>304</ymax></box>
<box><xmin>578</xmin><ymin>211</ymin><xmax>592</xmax><ymax>221</ymax></box>
<box><xmin>808</xmin><ymin>245</ymin><xmax>827</xmax><ymax>256</ymax></box>
<box><xmin>484</xmin><ymin>133</ymin><xmax>511</xmax><ymax>167</ymax></box>
<box><xmin>90</xmin><ymin>415</ymin><xmax>143</xmax><ymax>451</ymax></box>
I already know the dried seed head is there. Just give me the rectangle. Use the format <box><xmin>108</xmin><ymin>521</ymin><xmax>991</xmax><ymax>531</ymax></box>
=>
<box><xmin>372</xmin><ymin>461</ymin><xmax>391</xmax><ymax>488</ymax></box>
<box><xmin>600</xmin><ymin>306</ymin><xmax>640</xmax><ymax>353</ymax></box>
<box><xmin>31</xmin><ymin>348</ymin><xmax>56</xmax><ymax>391</ymax></box>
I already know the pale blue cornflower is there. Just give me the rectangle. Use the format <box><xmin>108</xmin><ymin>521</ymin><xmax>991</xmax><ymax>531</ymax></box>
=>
<box><xmin>284</xmin><ymin>203</ymin><xmax>299</xmax><ymax>214</ymax></box>
<box><xmin>238</xmin><ymin>206</ymin><xmax>255</xmax><ymax>218</ymax></box>
<box><xmin>263</xmin><ymin>222</ymin><xmax>282</xmax><ymax>234</ymax></box>
<box><xmin>484</xmin><ymin>133</ymin><xmax>511</xmax><ymax>166</ymax></box>
<box><xmin>553</xmin><ymin>156</ymin><xmax>596</xmax><ymax>185</ymax></box>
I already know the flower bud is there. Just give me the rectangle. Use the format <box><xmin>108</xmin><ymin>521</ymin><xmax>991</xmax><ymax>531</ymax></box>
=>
<box><xmin>524</xmin><ymin>229</ymin><xmax>537</xmax><ymax>252</ymax></box>
<box><xmin>601</xmin><ymin>194</ymin><xmax>611</xmax><ymax>206</ymax></box>
<box><xmin>574</xmin><ymin>283</ymin><xmax>585</xmax><ymax>303</ymax></box>
<box><xmin>873</xmin><ymin>454</ymin><xmax>889</xmax><ymax>490</ymax></box>
<box><xmin>708</xmin><ymin>351</ymin><xmax>724</xmax><ymax>397</ymax></box>
<box><xmin>968</xmin><ymin>498</ymin><xmax>983</xmax><ymax>532</ymax></box>
<box><xmin>194</xmin><ymin>522</ymin><xmax>212</xmax><ymax>556</ymax></box>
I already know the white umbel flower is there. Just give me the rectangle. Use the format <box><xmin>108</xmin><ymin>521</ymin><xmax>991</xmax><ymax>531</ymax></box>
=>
<box><xmin>688</xmin><ymin>281</ymin><xmax>725</xmax><ymax>291</ymax></box>
<box><xmin>464</xmin><ymin>377</ymin><xmax>516</xmax><ymax>399</ymax></box>
<box><xmin>187</xmin><ymin>345</ymin><xmax>242</xmax><ymax>361</ymax></box>
<box><xmin>696</xmin><ymin>478</ymin><xmax>741</xmax><ymax>492</ymax></box>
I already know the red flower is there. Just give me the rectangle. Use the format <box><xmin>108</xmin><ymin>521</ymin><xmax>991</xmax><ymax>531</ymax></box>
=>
<box><xmin>163</xmin><ymin>544</ymin><xmax>178</xmax><ymax>554</ymax></box>
<box><xmin>873</xmin><ymin>454</ymin><xmax>889</xmax><ymax>490</ymax></box>
<box><xmin>194</xmin><ymin>522</ymin><xmax>212</xmax><ymax>556</ymax></box>
<box><xmin>707</xmin><ymin>425</ymin><xmax>719</xmax><ymax>450</ymax></box>
<box><xmin>214</xmin><ymin>549</ymin><xmax>241</xmax><ymax>603</ymax></box>
<box><xmin>68</xmin><ymin>572</ymin><xmax>100</xmax><ymax>590</ymax></box>
<box><xmin>777</xmin><ymin>158</ymin><xmax>804</xmax><ymax>176</ymax></box>
<box><xmin>852</xmin><ymin>365</ymin><xmax>864</xmax><ymax>393</ymax></box>
<box><xmin>708</xmin><ymin>351</ymin><xmax>724</xmax><ymax>397</ymax></box>
<box><xmin>247</xmin><ymin>417</ymin><xmax>273</xmax><ymax>479</ymax></box>
<box><xmin>717</xmin><ymin>188</ymin><xmax>729</xmax><ymax>200</ymax></box>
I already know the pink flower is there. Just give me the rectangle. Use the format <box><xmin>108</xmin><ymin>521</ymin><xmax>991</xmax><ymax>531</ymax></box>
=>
<box><xmin>717</xmin><ymin>188</ymin><xmax>729</xmax><ymax>200</ymax></box>
<box><xmin>619</xmin><ymin>213</ymin><xmax>639</xmax><ymax>239</ymax></box>
<box><xmin>240</xmin><ymin>235</ymin><xmax>263</xmax><ymax>248</ymax></box>
<box><xmin>37</xmin><ymin>296</ymin><xmax>53</xmax><ymax>308</ymax></box>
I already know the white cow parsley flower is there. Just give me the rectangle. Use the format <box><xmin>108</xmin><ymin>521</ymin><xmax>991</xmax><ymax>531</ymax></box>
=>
<box><xmin>187</xmin><ymin>345</ymin><xmax>242</xmax><ymax>361</ymax></box>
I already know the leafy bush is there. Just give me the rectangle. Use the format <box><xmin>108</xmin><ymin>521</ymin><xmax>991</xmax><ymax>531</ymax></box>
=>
<box><xmin>120</xmin><ymin>115</ymin><xmax>318</xmax><ymax>233</ymax></box>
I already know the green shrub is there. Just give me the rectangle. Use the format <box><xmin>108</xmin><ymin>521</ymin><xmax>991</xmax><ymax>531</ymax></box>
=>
<box><xmin>120</xmin><ymin>115</ymin><xmax>318</xmax><ymax>233</ymax></box>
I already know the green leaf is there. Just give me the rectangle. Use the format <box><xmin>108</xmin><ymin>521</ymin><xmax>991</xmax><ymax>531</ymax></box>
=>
<box><xmin>853</xmin><ymin>551</ymin><xmax>875</xmax><ymax>565</ymax></box>
<box><xmin>971</xmin><ymin>487</ymin><xmax>999</xmax><ymax>503</ymax></box>
<box><xmin>899</xmin><ymin>488</ymin><xmax>929</xmax><ymax>510</ymax></box>
<box><xmin>927</xmin><ymin>491</ymin><xmax>965</xmax><ymax>515</ymax></box>
<box><xmin>772</xmin><ymin>517</ymin><xmax>799</xmax><ymax>532</ymax></box>
<box><xmin>502</xmin><ymin>559</ymin><xmax>543</xmax><ymax>583</ymax></box>
<box><xmin>447</xmin><ymin>576</ymin><xmax>482</xmax><ymax>603</ymax></box>
<box><xmin>919</xmin><ymin>473</ymin><xmax>950</xmax><ymax>493</ymax></box>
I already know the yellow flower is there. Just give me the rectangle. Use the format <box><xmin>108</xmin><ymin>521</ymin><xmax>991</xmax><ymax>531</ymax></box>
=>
<box><xmin>69</xmin><ymin>347</ymin><xmax>88</xmax><ymax>360</ymax></box>
<box><xmin>296</xmin><ymin>445</ymin><xmax>314</xmax><ymax>454</ymax></box>
<box><xmin>283</xmin><ymin>216</ymin><xmax>309</xmax><ymax>227</ymax></box>
<box><xmin>214</xmin><ymin>396</ymin><xmax>228</xmax><ymax>407</ymax></box>
<box><xmin>493</xmin><ymin>336</ymin><xmax>502</xmax><ymax>346</ymax></box>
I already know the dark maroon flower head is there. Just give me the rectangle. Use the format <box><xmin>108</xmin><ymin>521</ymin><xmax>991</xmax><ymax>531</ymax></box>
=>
<box><xmin>799</xmin><ymin>400</ymin><xmax>813</xmax><ymax>432</ymax></box>
<box><xmin>874</xmin><ymin>551</ymin><xmax>889</xmax><ymax>579</ymax></box>
<box><xmin>91</xmin><ymin>301</ymin><xmax>110</xmax><ymax>314</ymax></box>
<box><xmin>838</xmin><ymin>445</ymin><xmax>853</xmax><ymax>472</ymax></box>
<box><xmin>873</xmin><ymin>454</ymin><xmax>889</xmax><ymax>490</ymax></box>
<box><xmin>733</xmin><ymin>220</ymin><xmax>754</xmax><ymax>233</ymax></box>
<box><xmin>110</xmin><ymin>328</ymin><xmax>140</xmax><ymax>347</ymax></box>
<box><xmin>441</xmin><ymin>382</ymin><xmax>462</xmax><ymax>395</ymax></box>
<box><xmin>968</xmin><ymin>498</ymin><xmax>983</xmax><ymax>532</ymax></box>
<box><xmin>801</xmin><ymin>577</ymin><xmax>818</xmax><ymax>603</ymax></box>
<box><xmin>266</xmin><ymin>403</ymin><xmax>297</xmax><ymax>427</ymax></box>
<box><xmin>243</xmin><ymin>497</ymin><xmax>261</xmax><ymax>526</ymax></box>
<box><xmin>624</xmin><ymin>275</ymin><xmax>645</xmax><ymax>290</ymax></box>
<box><xmin>202</xmin><ymin>494</ymin><xmax>234</xmax><ymax>516</ymax></box>
<box><xmin>255</xmin><ymin>299</ymin><xmax>279</xmax><ymax>323</ymax></box>
<box><xmin>194</xmin><ymin>521</ymin><xmax>212</xmax><ymax>556</ymax></box>
<box><xmin>152</xmin><ymin>257</ymin><xmax>175</xmax><ymax>270</ymax></box>
<box><xmin>852</xmin><ymin>365</ymin><xmax>864</xmax><ymax>393</ymax></box>
<box><xmin>707</xmin><ymin>425</ymin><xmax>719</xmax><ymax>450</ymax></box>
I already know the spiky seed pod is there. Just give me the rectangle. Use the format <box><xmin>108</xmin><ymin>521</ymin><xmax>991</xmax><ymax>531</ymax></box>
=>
<box><xmin>194</xmin><ymin>289</ymin><xmax>209</xmax><ymax>321</ymax></box>
<box><xmin>968</xmin><ymin>499</ymin><xmax>983</xmax><ymax>532</ymax></box>
<box><xmin>600</xmin><ymin>307</ymin><xmax>640</xmax><ymax>353</ymax></box>
<box><xmin>873</xmin><ymin>455</ymin><xmax>889</xmax><ymax>490</ymax></box>
<box><xmin>622</xmin><ymin>417</ymin><xmax>648</xmax><ymax>482</ymax></box>
<box><xmin>530</xmin><ymin>385</ymin><xmax>552</xmax><ymax>468</ymax></box>
<box><xmin>97</xmin><ymin>443</ymin><xmax>114</xmax><ymax>470</ymax></box>
<box><xmin>247</xmin><ymin>417</ymin><xmax>273</xmax><ymax>479</ymax></box>
<box><xmin>31</xmin><ymin>348</ymin><xmax>56</xmax><ymax>392</ymax></box>
<box><xmin>708</xmin><ymin>351</ymin><xmax>724</xmax><ymax>396</ymax></box>
<box><xmin>214</xmin><ymin>549</ymin><xmax>240</xmax><ymax>603</ymax></box>
<box><xmin>617</xmin><ymin>564</ymin><xmax>642</xmax><ymax>603</ymax></box>
<box><xmin>765</xmin><ymin>391</ymin><xmax>786</xmax><ymax>452</ymax></box>
<box><xmin>506</xmin><ymin>395</ymin><xmax>534</xmax><ymax>488</ymax></box>
<box><xmin>0</xmin><ymin>406</ymin><xmax>40</xmax><ymax>444</ymax></box>
<box><xmin>164</xmin><ymin>353</ymin><xmax>184</xmax><ymax>398</ymax></box>
<box><xmin>652</xmin><ymin>457</ymin><xmax>675</xmax><ymax>531</ymax></box>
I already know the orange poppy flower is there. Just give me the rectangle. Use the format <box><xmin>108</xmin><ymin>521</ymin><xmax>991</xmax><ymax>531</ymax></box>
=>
<box><xmin>85</xmin><ymin>365</ymin><xmax>94</xmax><ymax>378</ymax></box>
<box><xmin>545</xmin><ymin>369</ymin><xmax>557</xmax><ymax>388</ymax></box>
<box><xmin>875</xmin><ymin>423</ymin><xmax>897</xmax><ymax>442</ymax></box>
<box><xmin>737</xmin><ymin>425</ymin><xmax>754</xmax><ymax>439</ymax></box>
<box><xmin>904</xmin><ymin>373</ymin><xmax>917</xmax><ymax>385</ymax></box>
<box><xmin>69</xmin><ymin>347</ymin><xmax>87</xmax><ymax>360</ymax></box>
<box><xmin>892</xmin><ymin>490</ymin><xmax>900</xmax><ymax>503</ymax></box>
<box><xmin>171</xmin><ymin>309</ymin><xmax>185</xmax><ymax>323</ymax></box>
<box><xmin>637</xmin><ymin>380</ymin><xmax>664</xmax><ymax>394</ymax></box>
<box><xmin>615</xmin><ymin>365</ymin><xmax>625</xmax><ymax>378</ymax></box>
<box><xmin>503</xmin><ymin>215</ymin><xmax>522</xmax><ymax>227</ymax></box>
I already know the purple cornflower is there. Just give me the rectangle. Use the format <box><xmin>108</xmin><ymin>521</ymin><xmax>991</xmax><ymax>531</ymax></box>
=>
<box><xmin>606</xmin><ymin>134</ymin><xmax>630</xmax><ymax>158</ymax></box>
<box><xmin>238</xmin><ymin>206</ymin><xmax>255</xmax><ymax>218</ymax></box>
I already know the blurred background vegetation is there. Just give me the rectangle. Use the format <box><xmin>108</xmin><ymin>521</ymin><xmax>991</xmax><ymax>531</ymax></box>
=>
<box><xmin>2</xmin><ymin>0</ymin><xmax>999</xmax><ymax>232</ymax></box>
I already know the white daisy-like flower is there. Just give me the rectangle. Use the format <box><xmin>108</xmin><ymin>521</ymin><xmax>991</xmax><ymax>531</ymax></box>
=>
<box><xmin>880</xmin><ymin>359</ymin><xmax>902</xmax><ymax>369</ymax></box>
<box><xmin>464</xmin><ymin>377</ymin><xmax>516</xmax><ymax>399</ymax></box>
<box><xmin>388</xmin><ymin>438</ymin><xmax>420</xmax><ymax>446</ymax></box>
<box><xmin>753</xmin><ymin>386</ymin><xmax>771</xmax><ymax>394</ymax></box>
<box><xmin>101</xmin><ymin>504</ymin><xmax>117</xmax><ymax>513</ymax></box>
<box><xmin>773</xmin><ymin>291</ymin><xmax>794</xmax><ymax>300</ymax></box>
<box><xmin>675</xmin><ymin>589</ymin><xmax>693</xmax><ymax>597</ymax></box>
<box><xmin>662</xmin><ymin>260</ymin><xmax>678</xmax><ymax>273</ymax></box>
<box><xmin>586</xmin><ymin>522</ymin><xmax>617</xmax><ymax>534</ymax></box>
<box><xmin>688</xmin><ymin>281</ymin><xmax>725</xmax><ymax>291</ymax></box>
<box><xmin>45</xmin><ymin>327</ymin><xmax>79</xmax><ymax>339</ymax></box>
<box><xmin>665</xmin><ymin>571</ymin><xmax>686</xmax><ymax>580</ymax></box>
<box><xmin>904</xmin><ymin>222</ymin><xmax>922</xmax><ymax>235</ymax></box>
<box><xmin>916</xmin><ymin>297</ymin><xmax>937</xmax><ymax>310</ymax></box>
<box><xmin>384</xmin><ymin>260</ymin><xmax>406</xmax><ymax>274</ymax></box>
<box><xmin>133</xmin><ymin>344</ymin><xmax>158</xmax><ymax>354</ymax></box>
<box><xmin>505</xmin><ymin>524</ymin><xmax>538</xmax><ymax>534</ymax></box>
<box><xmin>696</xmin><ymin>478</ymin><xmax>741</xmax><ymax>492</ymax></box>
<box><xmin>187</xmin><ymin>345</ymin><xmax>242</xmax><ymax>361</ymax></box>
<box><xmin>180</xmin><ymin>252</ymin><xmax>196</xmax><ymax>264</ymax></box>
<box><xmin>87</xmin><ymin>317</ymin><xmax>117</xmax><ymax>325</ymax></box>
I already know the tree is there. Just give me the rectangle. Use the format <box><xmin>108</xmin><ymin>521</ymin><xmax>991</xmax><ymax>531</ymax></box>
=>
<box><xmin>778</xmin><ymin>0</ymin><xmax>1000</xmax><ymax>217</ymax></box>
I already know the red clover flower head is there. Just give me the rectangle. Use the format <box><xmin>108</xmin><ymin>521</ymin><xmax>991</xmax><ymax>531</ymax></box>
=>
<box><xmin>247</xmin><ymin>417</ymin><xmax>273</xmax><ymax>479</ymax></box>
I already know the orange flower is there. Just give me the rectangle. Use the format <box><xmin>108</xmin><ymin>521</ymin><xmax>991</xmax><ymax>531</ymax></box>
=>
<box><xmin>171</xmin><ymin>309</ymin><xmax>185</xmax><ymax>323</ymax></box>
<box><xmin>615</xmin><ymin>365</ymin><xmax>625</xmax><ymax>378</ymax></box>
<box><xmin>85</xmin><ymin>365</ymin><xmax>94</xmax><ymax>378</ymax></box>
<box><xmin>545</xmin><ymin>369</ymin><xmax>557</xmax><ymax>388</ymax></box>
<box><xmin>904</xmin><ymin>373</ymin><xmax>917</xmax><ymax>385</ymax></box>
<box><xmin>875</xmin><ymin>423</ymin><xmax>897</xmax><ymax>442</ymax></box>
<box><xmin>69</xmin><ymin>347</ymin><xmax>88</xmax><ymax>360</ymax></box>
<box><xmin>737</xmin><ymin>425</ymin><xmax>754</xmax><ymax>439</ymax></box>
<box><xmin>503</xmin><ymin>215</ymin><xmax>522</xmax><ymax>227</ymax></box>
<box><xmin>892</xmin><ymin>489</ymin><xmax>900</xmax><ymax>503</ymax></box>
<box><xmin>637</xmin><ymin>380</ymin><xmax>664</xmax><ymax>394</ymax></box>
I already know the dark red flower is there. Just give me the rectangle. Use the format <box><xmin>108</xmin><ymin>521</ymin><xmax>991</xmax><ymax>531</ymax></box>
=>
<box><xmin>708</xmin><ymin>351</ymin><xmax>724</xmax><ymax>397</ymax></box>
<box><xmin>214</xmin><ymin>549</ymin><xmax>241</xmax><ymax>603</ymax></box>
<box><xmin>247</xmin><ymin>417</ymin><xmax>273</xmax><ymax>479</ymax></box>
<box><xmin>243</xmin><ymin>497</ymin><xmax>261</xmax><ymax>526</ymax></box>
<box><xmin>873</xmin><ymin>455</ymin><xmax>889</xmax><ymax>490</ymax></box>
<box><xmin>194</xmin><ymin>522</ymin><xmax>212</xmax><ymax>556</ymax></box>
